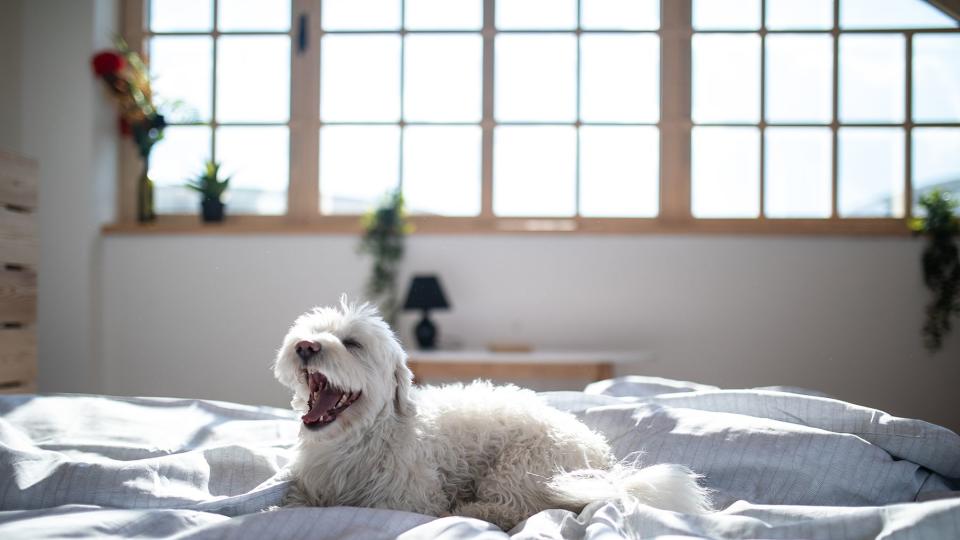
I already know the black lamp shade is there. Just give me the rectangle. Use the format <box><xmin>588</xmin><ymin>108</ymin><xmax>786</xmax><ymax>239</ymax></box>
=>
<box><xmin>403</xmin><ymin>275</ymin><xmax>450</xmax><ymax>311</ymax></box>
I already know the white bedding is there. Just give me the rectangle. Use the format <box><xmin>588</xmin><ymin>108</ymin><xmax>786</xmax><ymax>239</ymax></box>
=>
<box><xmin>1</xmin><ymin>377</ymin><xmax>958</xmax><ymax>539</ymax></box>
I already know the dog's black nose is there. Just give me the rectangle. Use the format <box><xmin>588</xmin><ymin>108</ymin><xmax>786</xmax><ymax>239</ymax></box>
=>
<box><xmin>296</xmin><ymin>340</ymin><xmax>321</xmax><ymax>361</ymax></box>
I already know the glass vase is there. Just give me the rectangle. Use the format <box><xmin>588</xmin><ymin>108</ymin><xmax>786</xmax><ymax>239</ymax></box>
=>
<box><xmin>138</xmin><ymin>159</ymin><xmax>156</xmax><ymax>223</ymax></box>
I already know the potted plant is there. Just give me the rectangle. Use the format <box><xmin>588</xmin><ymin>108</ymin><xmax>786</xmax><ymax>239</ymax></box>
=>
<box><xmin>358</xmin><ymin>189</ymin><xmax>412</xmax><ymax>326</ymax></box>
<box><xmin>909</xmin><ymin>189</ymin><xmax>960</xmax><ymax>352</ymax></box>
<box><xmin>91</xmin><ymin>38</ymin><xmax>166</xmax><ymax>222</ymax></box>
<box><xmin>186</xmin><ymin>161</ymin><xmax>230</xmax><ymax>222</ymax></box>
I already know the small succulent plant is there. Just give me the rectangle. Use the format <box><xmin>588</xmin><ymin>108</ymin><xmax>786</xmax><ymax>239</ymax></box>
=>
<box><xmin>186</xmin><ymin>160</ymin><xmax>230</xmax><ymax>202</ymax></box>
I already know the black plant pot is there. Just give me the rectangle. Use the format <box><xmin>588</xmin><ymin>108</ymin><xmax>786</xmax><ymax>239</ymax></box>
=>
<box><xmin>201</xmin><ymin>199</ymin><xmax>225</xmax><ymax>222</ymax></box>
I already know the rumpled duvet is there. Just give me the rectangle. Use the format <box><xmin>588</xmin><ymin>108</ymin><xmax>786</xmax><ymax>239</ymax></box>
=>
<box><xmin>1</xmin><ymin>376</ymin><xmax>958</xmax><ymax>539</ymax></box>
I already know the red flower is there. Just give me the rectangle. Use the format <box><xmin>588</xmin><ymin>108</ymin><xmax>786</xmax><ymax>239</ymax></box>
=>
<box><xmin>91</xmin><ymin>51</ymin><xmax>125</xmax><ymax>76</ymax></box>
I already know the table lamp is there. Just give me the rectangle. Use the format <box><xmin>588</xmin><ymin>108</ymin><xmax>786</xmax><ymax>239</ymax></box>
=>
<box><xmin>402</xmin><ymin>275</ymin><xmax>450</xmax><ymax>350</ymax></box>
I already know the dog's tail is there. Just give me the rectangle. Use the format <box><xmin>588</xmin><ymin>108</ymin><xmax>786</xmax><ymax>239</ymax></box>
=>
<box><xmin>546</xmin><ymin>462</ymin><xmax>712</xmax><ymax>515</ymax></box>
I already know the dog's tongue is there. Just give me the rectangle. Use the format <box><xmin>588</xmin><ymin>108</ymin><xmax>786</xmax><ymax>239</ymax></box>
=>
<box><xmin>302</xmin><ymin>387</ymin><xmax>342</xmax><ymax>424</ymax></box>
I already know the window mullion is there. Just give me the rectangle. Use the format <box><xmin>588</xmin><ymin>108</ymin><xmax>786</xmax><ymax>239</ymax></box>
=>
<box><xmin>211</xmin><ymin>0</ymin><xmax>219</xmax><ymax>176</ymax></box>
<box><xmin>289</xmin><ymin>0</ymin><xmax>321</xmax><ymax>221</ymax></box>
<box><xmin>904</xmin><ymin>31</ymin><xmax>914</xmax><ymax>220</ymax></box>
<box><xmin>759</xmin><ymin>1</ymin><xmax>766</xmax><ymax>219</ymax></box>
<box><xmin>119</xmin><ymin>0</ymin><xmax>148</xmax><ymax>224</ymax></box>
<box><xmin>659</xmin><ymin>0</ymin><xmax>693</xmax><ymax>222</ymax></box>
<box><xmin>831</xmin><ymin>0</ymin><xmax>840</xmax><ymax>219</ymax></box>
<box><xmin>480</xmin><ymin>0</ymin><xmax>495</xmax><ymax>218</ymax></box>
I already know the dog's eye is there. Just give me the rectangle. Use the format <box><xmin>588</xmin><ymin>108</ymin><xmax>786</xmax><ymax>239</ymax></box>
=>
<box><xmin>342</xmin><ymin>337</ymin><xmax>363</xmax><ymax>350</ymax></box>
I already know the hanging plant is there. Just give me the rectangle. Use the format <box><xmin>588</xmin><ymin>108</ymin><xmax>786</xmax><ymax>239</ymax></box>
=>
<box><xmin>358</xmin><ymin>190</ymin><xmax>412</xmax><ymax>326</ymax></box>
<box><xmin>909</xmin><ymin>189</ymin><xmax>960</xmax><ymax>352</ymax></box>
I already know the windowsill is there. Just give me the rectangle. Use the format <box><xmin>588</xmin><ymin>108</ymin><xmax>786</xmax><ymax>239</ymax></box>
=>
<box><xmin>101</xmin><ymin>215</ymin><xmax>914</xmax><ymax>236</ymax></box>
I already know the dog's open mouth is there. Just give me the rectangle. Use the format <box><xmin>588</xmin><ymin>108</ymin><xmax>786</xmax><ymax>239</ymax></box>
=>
<box><xmin>301</xmin><ymin>371</ymin><xmax>361</xmax><ymax>428</ymax></box>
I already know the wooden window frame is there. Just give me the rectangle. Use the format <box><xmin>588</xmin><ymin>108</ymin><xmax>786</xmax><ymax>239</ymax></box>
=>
<box><xmin>110</xmin><ymin>0</ymin><xmax>958</xmax><ymax>236</ymax></box>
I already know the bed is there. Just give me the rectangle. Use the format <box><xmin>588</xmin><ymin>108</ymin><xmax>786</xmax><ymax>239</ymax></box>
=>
<box><xmin>1</xmin><ymin>376</ymin><xmax>958</xmax><ymax>539</ymax></box>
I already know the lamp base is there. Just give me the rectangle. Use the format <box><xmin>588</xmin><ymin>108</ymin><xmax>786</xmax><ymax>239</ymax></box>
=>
<box><xmin>414</xmin><ymin>313</ymin><xmax>437</xmax><ymax>350</ymax></box>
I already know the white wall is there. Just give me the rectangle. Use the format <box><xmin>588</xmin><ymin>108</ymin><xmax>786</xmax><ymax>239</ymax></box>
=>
<box><xmin>102</xmin><ymin>235</ymin><xmax>960</xmax><ymax>432</ymax></box>
<box><xmin>0</xmin><ymin>0</ymin><xmax>24</xmax><ymax>154</ymax></box>
<box><xmin>20</xmin><ymin>0</ymin><xmax>117</xmax><ymax>394</ymax></box>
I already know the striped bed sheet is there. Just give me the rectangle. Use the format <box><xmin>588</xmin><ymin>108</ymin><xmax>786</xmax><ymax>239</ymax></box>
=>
<box><xmin>0</xmin><ymin>377</ymin><xmax>958</xmax><ymax>539</ymax></box>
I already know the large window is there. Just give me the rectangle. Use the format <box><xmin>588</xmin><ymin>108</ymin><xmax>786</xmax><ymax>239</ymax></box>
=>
<box><xmin>690</xmin><ymin>0</ymin><xmax>960</xmax><ymax>222</ymax></box>
<box><xmin>120</xmin><ymin>0</ymin><xmax>960</xmax><ymax>233</ymax></box>
<box><xmin>147</xmin><ymin>0</ymin><xmax>292</xmax><ymax>215</ymax></box>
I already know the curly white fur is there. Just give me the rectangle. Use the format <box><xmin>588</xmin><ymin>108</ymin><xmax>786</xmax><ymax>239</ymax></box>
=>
<box><xmin>274</xmin><ymin>297</ymin><xmax>711</xmax><ymax>530</ymax></box>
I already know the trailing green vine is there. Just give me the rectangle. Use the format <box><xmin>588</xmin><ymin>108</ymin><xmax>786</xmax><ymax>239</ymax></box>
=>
<box><xmin>909</xmin><ymin>189</ymin><xmax>960</xmax><ymax>352</ymax></box>
<box><xmin>358</xmin><ymin>190</ymin><xmax>412</xmax><ymax>326</ymax></box>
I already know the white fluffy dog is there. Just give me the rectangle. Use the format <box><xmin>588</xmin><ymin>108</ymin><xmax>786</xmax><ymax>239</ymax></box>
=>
<box><xmin>274</xmin><ymin>298</ymin><xmax>710</xmax><ymax>530</ymax></box>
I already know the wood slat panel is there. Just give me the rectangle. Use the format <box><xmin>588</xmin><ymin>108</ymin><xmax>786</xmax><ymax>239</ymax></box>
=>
<box><xmin>0</xmin><ymin>268</ymin><xmax>37</xmax><ymax>323</ymax></box>
<box><xmin>0</xmin><ymin>329</ymin><xmax>37</xmax><ymax>387</ymax></box>
<box><xmin>0</xmin><ymin>207</ymin><xmax>38</xmax><ymax>266</ymax></box>
<box><xmin>0</xmin><ymin>381</ymin><xmax>36</xmax><ymax>394</ymax></box>
<box><xmin>0</xmin><ymin>151</ymin><xmax>38</xmax><ymax>210</ymax></box>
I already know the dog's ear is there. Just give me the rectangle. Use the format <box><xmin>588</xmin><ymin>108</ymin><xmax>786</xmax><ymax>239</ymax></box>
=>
<box><xmin>393</xmin><ymin>362</ymin><xmax>415</xmax><ymax>417</ymax></box>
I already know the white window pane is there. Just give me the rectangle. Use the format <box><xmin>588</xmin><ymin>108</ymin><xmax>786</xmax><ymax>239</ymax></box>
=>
<box><xmin>150</xmin><ymin>0</ymin><xmax>212</xmax><ymax>32</ymax></box>
<box><xmin>150</xmin><ymin>126</ymin><xmax>212</xmax><ymax>213</ymax></box>
<box><xmin>765</xmin><ymin>128</ymin><xmax>832</xmax><ymax>218</ymax></box>
<box><xmin>404</xmin><ymin>35</ymin><xmax>482</xmax><ymax>122</ymax></box>
<box><xmin>580</xmin><ymin>0</ymin><xmax>659</xmax><ymax>30</ymax></box>
<box><xmin>150</xmin><ymin>37</ymin><xmax>212</xmax><ymax>123</ymax></box>
<box><xmin>580</xmin><ymin>35</ymin><xmax>659</xmax><ymax>123</ymax></box>
<box><xmin>840</xmin><ymin>35</ymin><xmax>905</xmax><ymax>123</ymax></box>
<box><xmin>692</xmin><ymin>0</ymin><xmax>760</xmax><ymax>30</ymax></box>
<box><xmin>406</xmin><ymin>0</ymin><xmax>481</xmax><ymax>30</ymax></box>
<box><xmin>322</xmin><ymin>0</ymin><xmax>400</xmax><ymax>30</ymax></box>
<box><xmin>494</xmin><ymin>126</ymin><xmax>576</xmax><ymax>216</ymax></box>
<box><xmin>766</xmin><ymin>0</ymin><xmax>833</xmax><ymax>29</ymax></box>
<box><xmin>321</xmin><ymin>35</ymin><xmax>400</xmax><ymax>122</ymax></box>
<box><xmin>580</xmin><ymin>126</ymin><xmax>659</xmax><ymax>217</ymax></box>
<box><xmin>766</xmin><ymin>34</ymin><xmax>832</xmax><ymax>124</ymax></box>
<box><xmin>495</xmin><ymin>34</ymin><xmax>577</xmax><ymax>122</ymax></box>
<box><xmin>839</xmin><ymin>128</ymin><xmax>904</xmax><ymax>217</ymax></box>
<box><xmin>496</xmin><ymin>0</ymin><xmax>577</xmax><ymax>29</ymax></box>
<box><xmin>217</xmin><ymin>36</ymin><xmax>290</xmax><ymax>123</ymax></box>
<box><xmin>403</xmin><ymin>126</ymin><xmax>481</xmax><ymax>216</ymax></box>
<box><xmin>913</xmin><ymin>128</ymin><xmax>960</xmax><ymax>213</ymax></box>
<box><xmin>321</xmin><ymin>126</ymin><xmax>399</xmax><ymax>214</ymax></box>
<box><xmin>218</xmin><ymin>0</ymin><xmax>291</xmax><ymax>31</ymax></box>
<box><xmin>693</xmin><ymin>34</ymin><xmax>760</xmax><ymax>123</ymax></box>
<box><xmin>841</xmin><ymin>0</ymin><xmax>958</xmax><ymax>29</ymax></box>
<box><xmin>216</xmin><ymin>126</ymin><xmax>289</xmax><ymax>215</ymax></box>
<box><xmin>914</xmin><ymin>35</ymin><xmax>960</xmax><ymax>123</ymax></box>
<box><xmin>692</xmin><ymin>127</ymin><xmax>760</xmax><ymax>218</ymax></box>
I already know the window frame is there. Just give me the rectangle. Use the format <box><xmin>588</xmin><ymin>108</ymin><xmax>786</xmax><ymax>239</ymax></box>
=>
<box><xmin>112</xmin><ymin>0</ymin><xmax>958</xmax><ymax>236</ymax></box>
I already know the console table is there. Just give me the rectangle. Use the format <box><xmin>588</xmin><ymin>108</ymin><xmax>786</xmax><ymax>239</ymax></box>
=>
<box><xmin>406</xmin><ymin>350</ymin><xmax>651</xmax><ymax>384</ymax></box>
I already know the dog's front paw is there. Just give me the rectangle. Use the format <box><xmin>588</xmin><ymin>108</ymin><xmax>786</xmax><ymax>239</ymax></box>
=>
<box><xmin>282</xmin><ymin>482</ymin><xmax>311</xmax><ymax>508</ymax></box>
